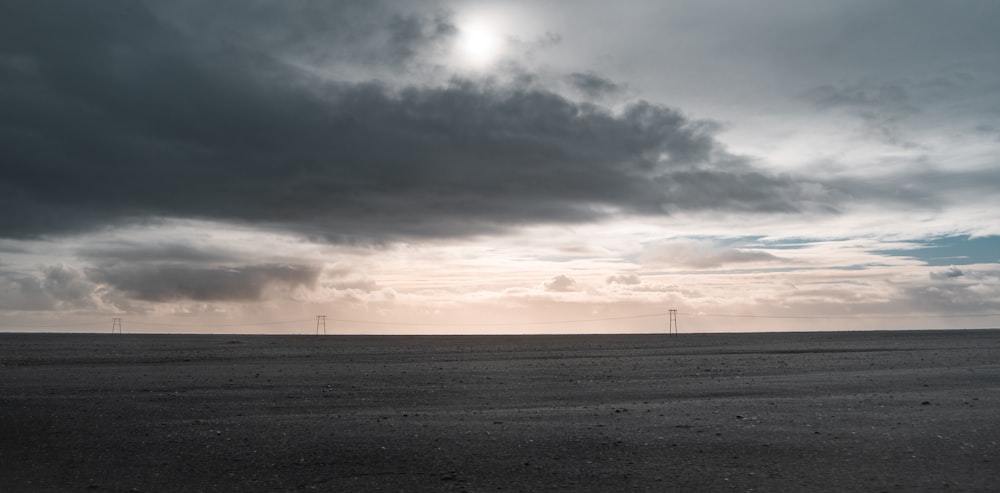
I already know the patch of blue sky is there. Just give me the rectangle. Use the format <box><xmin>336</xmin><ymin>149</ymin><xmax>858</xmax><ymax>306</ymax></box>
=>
<box><xmin>713</xmin><ymin>236</ymin><xmax>843</xmax><ymax>251</ymax></box>
<box><xmin>803</xmin><ymin>280</ymin><xmax>870</xmax><ymax>286</ymax></box>
<box><xmin>753</xmin><ymin>237</ymin><xmax>833</xmax><ymax>250</ymax></box>
<box><xmin>713</xmin><ymin>235</ymin><xmax>766</xmax><ymax>248</ymax></box>
<box><xmin>648</xmin><ymin>235</ymin><xmax>822</xmax><ymax>250</ymax></box>
<box><xmin>873</xmin><ymin>235</ymin><xmax>1000</xmax><ymax>266</ymax></box>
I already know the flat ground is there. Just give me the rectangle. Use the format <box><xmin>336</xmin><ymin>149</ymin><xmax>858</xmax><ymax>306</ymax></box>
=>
<box><xmin>1</xmin><ymin>330</ymin><xmax>999</xmax><ymax>492</ymax></box>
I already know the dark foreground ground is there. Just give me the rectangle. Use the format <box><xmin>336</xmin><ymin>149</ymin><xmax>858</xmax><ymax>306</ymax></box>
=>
<box><xmin>2</xmin><ymin>330</ymin><xmax>999</xmax><ymax>492</ymax></box>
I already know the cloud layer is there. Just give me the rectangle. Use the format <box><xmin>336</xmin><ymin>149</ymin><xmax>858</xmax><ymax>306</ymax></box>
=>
<box><xmin>0</xmin><ymin>0</ymin><xmax>833</xmax><ymax>243</ymax></box>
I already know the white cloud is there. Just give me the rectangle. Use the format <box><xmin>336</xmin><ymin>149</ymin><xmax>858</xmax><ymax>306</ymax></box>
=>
<box><xmin>640</xmin><ymin>239</ymin><xmax>787</xmax><ymax>269</ymax></box>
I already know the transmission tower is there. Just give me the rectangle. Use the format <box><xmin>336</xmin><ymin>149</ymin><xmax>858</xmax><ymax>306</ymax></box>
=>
<box><xmin>112</xmin><ymin>318</ymin><xmax>123</xmax><ymax>334</ymax></box>
<box><xmin>668</xmin><ymin>309</ymin><xmax>678</xmax><ymax>335</ymax></box>
<box><xmin>316</xmin><ymin>315</ymin><xmax>327</xmax><ymax>335</ymax></box>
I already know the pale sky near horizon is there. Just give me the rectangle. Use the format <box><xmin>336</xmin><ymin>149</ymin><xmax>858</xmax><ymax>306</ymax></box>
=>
<box><xmin>1</xmin><ymin>1</ymin><xmax>999</xmax><ymax>334</ymax></box>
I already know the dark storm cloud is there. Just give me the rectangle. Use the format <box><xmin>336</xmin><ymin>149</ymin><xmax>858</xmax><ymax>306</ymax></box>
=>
<box><xmin>150</xmin><ymin>0</ymin><xmax>455</xmax><ymax>68</ymax></box>
<box><xmin>77</xmin><ymin>241</ymin><xmax>239</xmax><ymax>264</ymax></box>
<box><xmin>86</xmin><ymin>263</ymin><xmax>320</xmax><ymax>302</ymax></box>
<box><xmin>0</xmin><ymin>1</ymin><xmax>820</xmax><ymax>242</ymax></box>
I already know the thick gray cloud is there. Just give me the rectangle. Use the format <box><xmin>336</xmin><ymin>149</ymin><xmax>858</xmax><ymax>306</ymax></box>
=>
<box><xmin>148</xmin><ymin>0</ymin><xmax>456</xmax><ymax>74</ymax></box>
<box><xmin>86</xmin><ymin>263</ymin><xmax>319</xmax><ymax>302</ymax></box>
<box><xmin>0</xmin><ymin>0</ymin><xmax>824</xmax><ymax>243</ymax></box>
<box><xmin>41</xmin><ymin>265</ymin><xmax>94</xmax><ymax>305</ymax></box>
<box><xmin>825</xmin><ymin>166</ymin><xmax>1000</xmax><ymax>210</ymax></box>
<box><xmin>0</xmin><ymin>243</ymin><xmax>28</xmax><ymax>254</ymax></box>
<box><xmin>567</xmin><ymin>72</ymin><xmax>623</xmax><ymax>99</ymax></box>
<box><xmin>1</xmin><ymin>258</ymin><xmax>321</xmax><ymax>307</ymax></box>
<box><xmin>0</xmin><ymin>270</ymin><xmax>56</xmax><ymax>311</ymax></box>
<box><xmin>77</xmin><ymin>241</ymin><xmax>238</xmax><ymax>264</ymax></box>
<box><xmin>0</xmin><ymin>264</ymin><xmax>94</xmax><ymax>310</ymax></box>
<box><xmin>803</xmin><ymin>83</ymin><xmax>912</xmax><ymax>111</ymax></box>
<box><xmin>802</xmin><ymin>80</ymin><xmax>923</xmax><ymax>148</ymax></box>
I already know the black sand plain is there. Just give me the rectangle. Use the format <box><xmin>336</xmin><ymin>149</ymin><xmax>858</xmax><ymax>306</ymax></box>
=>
<box><xmin>2</xmin><ymin>330</ymin><xmax>999</xmax><ymax>492</ymax></box>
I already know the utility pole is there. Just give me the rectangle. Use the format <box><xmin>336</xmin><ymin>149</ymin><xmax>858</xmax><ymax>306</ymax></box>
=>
<box><xmin>112</xmin><ymin>318</ymin><xmax>123</xmax><ymax>334</ymax></box>
<box><xmin>668</xmin><ymin>309</ymin><xmax>678</xmax><ymax>335</ymax></box>
<box><xmin>316</xmin><ymin>315</ymin><xmax>327</xmax><ymax>335</ymax></box>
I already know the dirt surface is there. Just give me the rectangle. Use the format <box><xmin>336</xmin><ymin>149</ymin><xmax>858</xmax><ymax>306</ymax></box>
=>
<box><xmin>2</xmin><ymin>330</ymin><xmax>999</xmax><ymax>492</ymax></box>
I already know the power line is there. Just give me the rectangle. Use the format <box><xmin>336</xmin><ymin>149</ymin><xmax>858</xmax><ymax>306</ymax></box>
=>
<box><xmin>126</xmin><ymin>318</ymin><xmax>313</xmax><ymax>328</ymax></box>
<box><xmin>4</xmin><ymin>311</ymin><xmax>999</xmax><ymax>331</ymax></box>
<box><xmin>318</xmin><ymin>312</ymin><xmax>675</xmax><ymax>327</ymax></box>
<box><xmin>684</xmin><ymin>312</ymin><xmax>1000</xmax><ymax>320</ymax></box>
<box><xmin>1</xmin><ymin>320</ymin><xmax>105</xmax><ymax>329</ymax></box>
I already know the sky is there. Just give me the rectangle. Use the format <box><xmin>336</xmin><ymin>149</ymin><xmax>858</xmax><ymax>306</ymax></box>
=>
<box><xmin>1</xmin><ymin>0</ymin><xmax>999</xmax><ymax>334</ymax></box>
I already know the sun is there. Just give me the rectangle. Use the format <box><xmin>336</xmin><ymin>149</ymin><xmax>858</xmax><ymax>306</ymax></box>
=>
<box><xmin>457</xmin><ymin>23</ymin><xmax>502</xmax><ymax>67</ymax></box>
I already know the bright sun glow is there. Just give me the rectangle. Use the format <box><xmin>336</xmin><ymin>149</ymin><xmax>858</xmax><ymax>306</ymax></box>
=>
<box><xmin>457</xmin><ymin>23</ymin><xmax>502</xmax><ymax>67</ymax></box>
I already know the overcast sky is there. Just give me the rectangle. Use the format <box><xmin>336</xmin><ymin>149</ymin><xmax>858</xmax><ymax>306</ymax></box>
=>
<box><xmin>2</xmin><ymin>0</ymin><xmax>999</xmax><ymax>333</ymax></box>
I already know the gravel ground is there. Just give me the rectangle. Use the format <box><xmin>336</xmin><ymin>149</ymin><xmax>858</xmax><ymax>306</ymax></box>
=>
<box><xmin>2</xmin><ymin>330</ymin><xmax>999</xmax><ymax>492</ymax></box>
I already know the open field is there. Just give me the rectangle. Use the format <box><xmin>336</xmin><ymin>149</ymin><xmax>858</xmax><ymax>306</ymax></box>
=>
<box><xmin>2</xmin><ymin>330</ymin><xmax>999</xmax><ymax>492</ymax></box>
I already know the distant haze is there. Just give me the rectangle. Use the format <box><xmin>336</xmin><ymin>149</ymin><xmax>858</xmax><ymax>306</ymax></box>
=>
<box><xmin>1</xmin><ymin>1</ymin><xmax>999</xmax><ymax>333</ymax></box>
